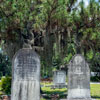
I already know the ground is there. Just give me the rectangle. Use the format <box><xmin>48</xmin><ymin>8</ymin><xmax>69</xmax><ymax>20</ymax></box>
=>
<box><xmin>0</xmin><ymin>82</ymin><xmax>100</xmax><ymax>100</ymax></box>
<box><xmin>91</xmin><ymin>84</ymin><xmax>100</xmax><ymax>100</ymax></box>
<box><xmin>41</xmin><ymin>83</ymin><xmax>100</xmax><ymax>100</ymax></box>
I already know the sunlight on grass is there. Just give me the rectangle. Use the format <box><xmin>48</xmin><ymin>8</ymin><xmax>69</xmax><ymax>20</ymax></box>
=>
<box><xmin>41</xmin><ymin>82</ymin><xmax>67</xmax><ymax>95</ymax></box>
<box><xmin>42</xmin><ymin>87</ymin><xmax>67</xmax><ymax>94</ymax></box>
<box><xmin>41</xmin><ymin>82</ymin><xmax>53</xmax><ymax>86</ymax></box>
<box><xmin>91</xmin><ymin>84</ymin><xmax>100</xmax><ymax>100</ymax></box>
<box><xmin>41</xmin><ymin>83</ymin><xmax>100</xmax><ymax>100</ymax></box>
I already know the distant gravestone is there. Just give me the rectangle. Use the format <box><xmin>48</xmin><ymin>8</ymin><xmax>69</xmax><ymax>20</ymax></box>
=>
<box><xmin>53</xmin><ymin>70</ymin><xmax>66</xmax><ymax>85</ymax></box>
<box><xmin>67</xmin><ymin>54</ymin><xmax>91</xmax><ymax>100</ymax></box>
<box><xmin>11</xmin><ymin>49</ymin><xmax>40</xmax><ymax>100</ymax></box>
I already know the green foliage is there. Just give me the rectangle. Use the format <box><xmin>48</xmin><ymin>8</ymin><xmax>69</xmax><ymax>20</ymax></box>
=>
<box><xmin>0</xmin><ymin>53</ymin><xmax>11</xmax><ymax>78</ymax></box>
<box><xmin>0</xmin><ymin>0</ymin><xmax>100</xmax><ymax>74</ymax></box>
<box><xmin>91</xmin><ymin>52</ymin><xmax>100</xmax><ymax>72</ymax></box>
<box><xmin>91</xmin><ymin>76</ymin><xmax>100</xmax><ymax>82</ymax></box>
<box><xmin>86</xmin><ymin>49</ymin><xmax>94</xmax><ymax>60</ymax></box>
<box><xmin>52</xmin><ymin>55</ymin><xmax>62</xmax><ymax>70</ymax></box>
<box><xmin>0</xmin><ymin>0</ymin><xmax>39</xmax><ymax>41</ymax></box>
<box><xmin>63</xmin><ymin>53</ymin><xmax>72</xmax><ymax>64</ymax></box>
<box><xmin>0</xmin><ymin>76</ymin><xmax>11</xmax><ymax>95</ymax></box>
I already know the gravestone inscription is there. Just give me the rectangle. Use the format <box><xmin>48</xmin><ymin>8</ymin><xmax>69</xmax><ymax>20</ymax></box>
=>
<box><xmin>11</xmin><ymin>49</ymin><xmax>40</xmax><ymax>100</ymax></box>
<box><xmin>67</xmin><ymin>54</ymin><xmax>91</xmax><ymax>100</ymax></box>
<box><xmin>53</xmin><ymin>70</ymin><xmax>66</xmax><ymax>85</ymax></box>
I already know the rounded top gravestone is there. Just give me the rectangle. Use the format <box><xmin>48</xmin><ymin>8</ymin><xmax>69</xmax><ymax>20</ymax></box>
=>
<box><xmin>67</xmin><ymin>54</ymin><xmax>91</xmax><ymax>99</ymax></box>
<box><xmin>11</xmin><ymin>49</ymin><xmax>40</xmax><ymax>100</ymax></box>
<box><xmin>12</xmin><ymin>48</ymin><xmax>40</xmax><ymax>81</ymax></box>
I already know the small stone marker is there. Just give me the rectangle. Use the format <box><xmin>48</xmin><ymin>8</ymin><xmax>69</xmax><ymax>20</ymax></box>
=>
<box><xmin>53</xmin><ymin>70</ymin><xmax>66</xmax><ymax>88</ymax></box>
<box><xmin>11</xmin><ymin>49</ymin><xmax>40</xmax><ymax>100</ymax></box>
<box><xmin>67</xmin><ymin>54</ymin><xmax>92</xmax><ymax>100</ymax></box>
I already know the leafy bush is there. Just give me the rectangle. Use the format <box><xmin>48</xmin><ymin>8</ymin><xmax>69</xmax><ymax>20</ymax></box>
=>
<box><xmin>0</xmin><ymin>53</ymin><xmax>11</xmax><ymax>78</ymax></box>
<box><xmin>91</xmin><ymin>76</ymin><xmax>100</xmax><ymax>82</ymax></box>
<box><xmin>0</xmin><ymin>76</ymin><xmax>11</xmax><ymax>95</ymax></box>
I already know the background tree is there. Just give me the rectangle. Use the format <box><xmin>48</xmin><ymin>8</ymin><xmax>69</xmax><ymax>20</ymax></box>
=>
<box><xmin>0</xmin><ymin>0</ymin><xmax>100</xmax><ymax>76</ymax></box>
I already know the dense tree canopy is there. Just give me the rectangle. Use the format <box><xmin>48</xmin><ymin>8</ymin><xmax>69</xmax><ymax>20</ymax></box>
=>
<box><xmin>0</xmin><ymin>0</ymin><xmax>100</xmax><ymax>76</ymax></box>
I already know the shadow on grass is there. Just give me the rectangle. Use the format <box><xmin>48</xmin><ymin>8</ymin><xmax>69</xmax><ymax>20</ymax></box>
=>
<box><xmin>43</xmin><ymin>90</ymin><xmax>67</xmax><ymax>94</ymax></box>
<box><xmin>92</xmin><ymin>96</ymin><xmax>100</xmax><ymax>99</ymax></box>
<box><xmin>42</xmin><ymin>90</ymin><xmax>67</xmax><ymax>99</ymax></box>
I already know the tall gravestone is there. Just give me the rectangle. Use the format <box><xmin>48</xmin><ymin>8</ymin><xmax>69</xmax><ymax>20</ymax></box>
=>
<box><xmin>53</xmin><ymin>70</ymin><xmax>66</xmax><ymax>85</ymax></box>
<box><xmin>67</xmin><ymin>54</ymin><xmax>91</xmax><ymax>100</ymax></box>
<box><xmin>11</xmin><ymin>49</ymin><xmax>40</xmax><ymax>100</ymax></box>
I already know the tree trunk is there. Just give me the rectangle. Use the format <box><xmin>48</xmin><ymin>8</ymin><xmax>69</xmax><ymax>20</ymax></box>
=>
<box><xmin>74</xmin><ymin>31</ymin><xmax>81</xmax><ymax>54</ymax></box>
<box><xmin>43</xmin><ymin>18</ymin><xmax>54</xmax><ymax>76</ymax></box>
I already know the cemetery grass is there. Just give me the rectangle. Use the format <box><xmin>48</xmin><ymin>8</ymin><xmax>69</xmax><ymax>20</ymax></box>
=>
<box><xmin>41</xmin><ymin>83</ymin><xmax>100</xmax><ymax>100</ymax></box>
<box><xmin>91</xmin><ymin>84</ymin><xmax>100</xmax><ymax>100</ymax></box>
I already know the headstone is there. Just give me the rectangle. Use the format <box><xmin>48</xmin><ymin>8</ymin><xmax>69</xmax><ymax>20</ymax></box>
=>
<box><xmin>11</xmin><ymin>49</ymin><xmax>40</xmax><ymax>100</ymax></box>
<box><xmin>53</xmin><ymin>70</ymin><xmax>66</xmax><ymax>88</ymax></box>
<box><xmin>67</xmin><ymin>54</ymin><xmax>92</xmax><ymax>100</ymax></box>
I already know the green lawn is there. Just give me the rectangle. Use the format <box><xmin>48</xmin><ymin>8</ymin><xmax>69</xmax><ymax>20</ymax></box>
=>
<box><xmin>0</xmin><ymin>82</ymin><xmax>100</xmax><ymax>100</ymax></box>
<box><xmin>91</xmin><ymin>84</ymin><xmax>100</xmax><ymax>100</ymax></box>
<box><xmin>41</xmin><ymin>83</ymin><xmax>100</xmax><ymax>100</ymax></box>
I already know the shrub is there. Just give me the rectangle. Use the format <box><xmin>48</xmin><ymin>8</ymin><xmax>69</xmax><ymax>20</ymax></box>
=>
<box><xmin>91</xmin><ymin>76</ymin><xmax>100</xmax><ymax>82</ymax></box>
<box><xmin>0</xmin><ymin>76</ymin><xmax>11</xmax><ymax>95</ymax></box>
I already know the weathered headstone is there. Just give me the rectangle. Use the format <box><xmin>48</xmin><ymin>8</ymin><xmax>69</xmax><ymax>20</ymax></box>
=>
<box><xmin>53</xmin><ymin>70</ymin><xmax>66</xmax><ymax>88</ymax></box>
<box><xmin>67</xmin><ymin>54</ymin><xmax>92</xmax><ymax>100</ymax></box>
<box><xmin>11</xmin><ymin>49</ymin><xmax>40</xmax><ymax>100</ymax></box>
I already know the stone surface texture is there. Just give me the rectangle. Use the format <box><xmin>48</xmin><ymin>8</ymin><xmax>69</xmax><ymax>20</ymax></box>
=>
<box><xmin>53</xmin><ymin>70</ymin><xmax>66</xmax><ymax>85</ymax></box>
<box><xmin>67</xmin><ymin>54</ymin><xmax>91</xmax><ymax>99</ymax></box>
<box><xmin>11</xmin><ymin>49</ymin><xmax>40</xmax><ymax>100</ymax></box>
